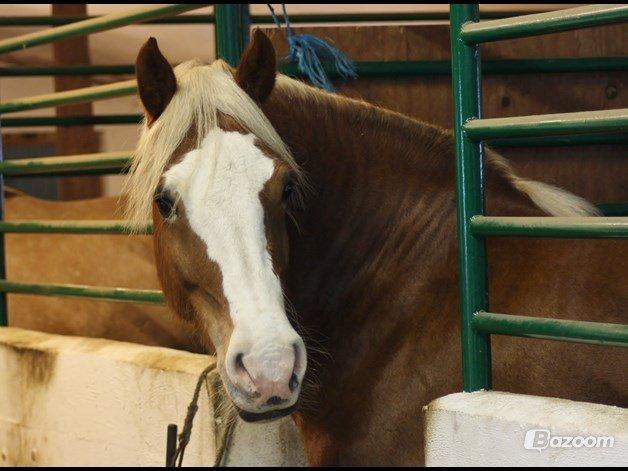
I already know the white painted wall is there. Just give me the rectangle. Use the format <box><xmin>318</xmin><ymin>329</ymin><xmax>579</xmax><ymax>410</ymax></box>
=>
<box><xmin>0</xmin><ymin>327</ymin><xmax>305</xmax><ymax>467</ymax></box>
<box><xmin>424</xmin><ymin>391</ymin><xmax>628</xmax><ymax>467</ymax></box>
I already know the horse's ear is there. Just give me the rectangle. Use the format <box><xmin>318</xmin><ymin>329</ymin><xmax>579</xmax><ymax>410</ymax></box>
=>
<box><xmin>136</xmin><ymin>37</ymin><xmax>176</xmax><ymax>124</ymax></box>
<box><xmin>236</xmin><ymin>30</ymin><xmax>276</xmax><ymax>103</ymax></box>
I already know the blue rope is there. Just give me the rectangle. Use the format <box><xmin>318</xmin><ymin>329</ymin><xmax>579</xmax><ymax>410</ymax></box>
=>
<box><xmin>266</xmin><ymin>3</ymin><xmax>357</xmax><ymax>92</ymax></box>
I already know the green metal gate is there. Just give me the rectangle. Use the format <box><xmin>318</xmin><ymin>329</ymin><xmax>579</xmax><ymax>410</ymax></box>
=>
<box><xmin>450</xmin><ymin>4</ymin><xmax>628</xmax><ymax>392</ymax></box>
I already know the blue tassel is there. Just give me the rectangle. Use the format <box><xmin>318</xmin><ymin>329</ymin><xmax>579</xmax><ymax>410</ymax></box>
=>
<box><xmin>267</xmin><ymin>3</ymin><xmax>357</xmax><ymax>92</ymax></box>
<box><xmin>287</xmin><ymin>34</ymin><xmax>357</xmax><ymax>92</ymax></box>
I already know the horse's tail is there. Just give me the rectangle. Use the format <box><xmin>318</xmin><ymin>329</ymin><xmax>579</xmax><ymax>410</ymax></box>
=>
<box><xmin>485</xmin><ymin>148</ymin><xmax>601</xmax><ymax>217</ymax></box>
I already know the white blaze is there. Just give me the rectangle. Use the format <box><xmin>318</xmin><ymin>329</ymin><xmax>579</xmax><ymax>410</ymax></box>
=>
<box><xmin>163</xmin><ymin>128</ymin><xmax>306</xmax><ymax>411</ymax></box>
<box><xmin>163</xmin><ymin>129</ymin><xmax>287</xmax><ymax>332</ymax></box>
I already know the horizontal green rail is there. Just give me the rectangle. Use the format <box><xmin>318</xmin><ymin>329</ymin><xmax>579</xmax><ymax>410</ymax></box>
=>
<box><xmin>0</xmin><ymin>4</ymin><xmax>210</xmax><ymax>55</ymax></box>
<box><xmin>0</xmin><ymin>151</ymin><xmax>130</xmax><ymax>177</ymax></box>
<box><xmin>470</xmin><ymin>216</ymin><xmax>628</xmax><ymax>238</ymax></box>
<box><xmin>489</xmin><ymin>133</ymin><xmax>628</xmax><ymax>147</ymax></box>
<box><xmin>1</xmin><ymin>115</ymin><xmax>142</xmax><ymax>127</ymax></box>
<box><xmin>596</xmin><ymin>203</ymin><xmax>628</xmax><ymax>217</ymax></box>
<box><xmin>282</xmin><ymin>57</ymin><xmax>628</xmax><ymax>78</ymax></box>
<box><xmin>0</xmin><ymin>80</ymin><xmax>136</xmax><ymax>114</ymax></box>
<box><xmin>461</xmin><ymin>4</ymin><xmax>628</xmax><ymax>44</ymax></box>
<box><xmin>0</xmin><ymin>65</ymin><xmax>136</xmax><ymax>76</ymax></box>
<box><xmin>4</xmin><ymin>57</ymin><xmax>628</xmax><ymax>77</ymax></box>
<box><xmin>0</xmin><ymin>280</ymin><xmax>165</xmax><ymax>304</ymax></box>
<box><xmin>464</xmin><ymin>108</ymin><xmax>628</xmax><ymax>140</ymax></box>
<box><xmin>0</xmin><ymin>220</ymin><xmax>152</xmax><ymax>235</ymax></box>
<box><xmin>473</xmin><ymin>311</ymin><xmax>628</xmax><ymax>347</ymax></box>
<box><xmin>0</xmin><ymin>10</ymin><xmax>558</xmax><ymax>27</ymax></box>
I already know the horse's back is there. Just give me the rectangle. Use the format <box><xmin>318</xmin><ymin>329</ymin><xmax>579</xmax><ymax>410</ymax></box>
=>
<box><xmin>3</xmin><ymin>190</ymin><xmax>199</xmax><ymax>351</ymax></box>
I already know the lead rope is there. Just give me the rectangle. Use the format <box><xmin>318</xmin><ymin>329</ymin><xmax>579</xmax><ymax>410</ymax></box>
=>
<box><xmin>166</xmin><ymin>365</ymin><xmax>238</xmax><ymax>467</ymax></box>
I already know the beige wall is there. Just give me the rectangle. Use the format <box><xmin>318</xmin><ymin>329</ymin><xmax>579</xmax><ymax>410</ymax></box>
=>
<box><xmin>0</xmin><ymin>327</ymin><xmax>305</xmax><ymax>466</ymax></box>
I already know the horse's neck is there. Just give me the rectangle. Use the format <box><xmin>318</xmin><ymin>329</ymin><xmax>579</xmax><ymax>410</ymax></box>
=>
<box><xmin>264</xmin><ymin>85</ymin><xmax>461</xmax><ymax>338</ymax></box>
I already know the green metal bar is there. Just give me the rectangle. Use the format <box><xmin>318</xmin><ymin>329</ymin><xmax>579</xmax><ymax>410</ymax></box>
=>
<box><xmin>461</xmin><ymin>5</ymin><xmax>628</xmax><ymax>44</ymax></box>
<box><xmin>473</xmin><ymin>312</ymin><xmax>628</xmax><ymax>348</ymax></box>
<box><xmin>0</xmin><ymin>65</ymin><xmax>136</xmax><ymax>76</ymax></box>
<box><xmin>0</xmin><ymin>121</ymin><xmax>7</xmax><ymax>326</ymax></box>
<box><xmin>0</xmin><ymin>220</ymin><xmax>152</xmax><ymax>235</ymax></box>
<box><xmin>482</xmin><ymin>56</ymin><xmax>628</xmax><ymax>74</ymax></box>
<box><xmin>0</xmin><ymin>80</ymin><xmax>137</xmax><ymax>114</ymax></box>
<box><xmin>489</xmin><ymin>133</ymin><xmax>628</xmax><ymax>147</ymax></box>
<box><xmin>0</xmin><ymin>15</ymin><xmax>221</xmax><ymax>26</ymax></box>
<box><xmin>1</xmin><ymin>115</ymin><xmax>142</xmax><ymax>127</ymax></box>
<box><xmin>470</xmin><ymin>216</ymin><xmax>628</xmax><ymax>238</ymax></box>
<box><xmin>214</xmin><ymin>4</ymin><xmax>250</xmax><ymax>67</ymax></box>
<box><xmin>0</xmin><ymin>151</ymin><xmax>130</xmax><ymax>177</ymax></box>
<box><xmin>450</xmin><ymin>4</ymin><xmax>491</xmax><ymax>392</ymax></box>
<box><xmin>0</xmin><ymin>10</ymin><xmax>559</xmax><ymax>27</ymax></box>
<box><xmin>5</xmin><ymin>57</ymin><xmax>628</xmax><ymax>78</ymax></box>
<box><xmin>282</xmin><ymin>57</ymin><xmax>628</xmax><ymax>78</ymax></box>
<box><xmin>0</xmin><ymin>4</ymin><xmax>210</xmax><ymax>55</ymax></box>
<box><xmin>0</xmin><ymin>14</ymin><xmax>214</xmax><ymax>27</ymax></box>
<box><xmin>0</xmin><ymin>280</ymin><xmax>165</xmax><ymax>304</ymax></box>
<box><xmin>597</xmin><ymin>203</ymin><xmax>628</xmax><ymax>217</ymax></box>
<box><xmin>465</xmin><ymin>109</ymin><xmax>628</xmax><ymax>140</ymax></box>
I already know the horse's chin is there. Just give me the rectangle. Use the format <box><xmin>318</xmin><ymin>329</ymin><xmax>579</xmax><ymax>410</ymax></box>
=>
<box><xmin>236</xmin><ymin>403</ymin><xmax>298</xmax><ymax>423</ymax></box>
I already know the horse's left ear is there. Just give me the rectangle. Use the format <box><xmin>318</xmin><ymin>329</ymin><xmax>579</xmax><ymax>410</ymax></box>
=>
<box><xmin>236</xmin><ymin>30</ymin><xmax>277</xmax><ymax>103</ymax></box>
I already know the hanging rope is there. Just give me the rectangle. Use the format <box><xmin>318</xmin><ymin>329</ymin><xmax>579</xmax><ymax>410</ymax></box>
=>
<box><xmin>166</xmin><ymin>364</ymin><xmax>238</xmax><ymax>467</ymax></box>
<box><xmin>267</xmin><ymin>3</ymin><xmax>357</xmax><ymax>92</ymax></box>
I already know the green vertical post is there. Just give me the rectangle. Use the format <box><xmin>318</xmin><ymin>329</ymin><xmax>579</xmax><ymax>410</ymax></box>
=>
<box><xmin>450</xmin><ymin>4</ymin><xmax>491</xmax><ymax>391</ymax></box>
<box><xmin>214</xmin><ymin>4</ymin><xmax>250</xmax><ymax>67</ymax></box>
<box><xmin>0</xmin><ymin>119</ymin><xmax>7</xmax><ymax>326</ymax></box>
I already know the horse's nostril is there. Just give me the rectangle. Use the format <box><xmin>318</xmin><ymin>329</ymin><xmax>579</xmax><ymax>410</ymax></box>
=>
<box><xmin>266</xmin><ymin>395</ymin><xmax>286</xmax><ymax>406</ymax></box>
<box><xmin>289</xmin><ymin>373</ymin><xmax>299</xmax><ymax>392</ymax></box>
<box><xmin>235</xmin><ymin>352</ymin><xmax>246</xmax><ymax>371</ymax></box>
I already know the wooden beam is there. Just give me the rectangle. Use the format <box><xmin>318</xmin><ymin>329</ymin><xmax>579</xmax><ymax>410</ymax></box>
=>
<box><xmin>52</xmin><ymin>4</ymin><xmax>102</xmax><ymax>200</ymax></box>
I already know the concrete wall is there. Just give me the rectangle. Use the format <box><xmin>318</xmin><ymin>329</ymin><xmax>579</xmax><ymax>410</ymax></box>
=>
<box><xmin>424</xmin><ymin>391</ymin><xmax>627</xmax><ymax>467</ymax></box>
<box><xmin>0</xmin><ymin>327</ymin><xmax>305</xmax><ymax>466</ymax></box>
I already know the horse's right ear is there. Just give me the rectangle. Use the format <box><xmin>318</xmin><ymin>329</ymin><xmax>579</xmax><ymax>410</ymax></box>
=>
<box><xmin>136</xmin><ymin>37</ymin><xmax>176</xmax><ymax>124</ymax></box>
<box><xmin>236</xmin><ymin>30</ymin><xmax>276</xmax><ymax>103</ymax></box>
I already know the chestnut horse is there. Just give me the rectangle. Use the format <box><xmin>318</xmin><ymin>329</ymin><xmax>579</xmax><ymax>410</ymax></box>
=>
<box><xmin>127</xmin><ymin>32</ymin><xmax>626</xmax><ymax>465</ymax></box>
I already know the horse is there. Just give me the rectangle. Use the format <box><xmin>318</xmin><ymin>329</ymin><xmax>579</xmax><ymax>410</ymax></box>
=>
<box><xmin>127</xmin><ymin>31</ymin><xmax>627</xmax><ymax>465</ymax></box>
<box><xmin>4</xmin><ymin>188</ymin><xmax>198</xmax><ymax>351</ymax></box>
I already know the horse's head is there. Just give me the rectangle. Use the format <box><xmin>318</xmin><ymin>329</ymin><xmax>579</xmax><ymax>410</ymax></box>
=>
<box><xmin>129</xmin><ymin>31</ymin><xmax>306</xmax><ymax>422</ymax></box>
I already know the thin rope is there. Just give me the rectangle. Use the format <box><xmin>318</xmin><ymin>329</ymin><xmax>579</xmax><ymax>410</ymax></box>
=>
<box><xmin>168</xmin><ymin>364</ymin><xmax>237</xmax><ymax>467</ymax></box>
<box><xmin>281</xmin><ymin>4</ymin><xmax>294</xmax><ymax>39</ymax></box>
<box><xmin>266</xmin><ymin>4</ymin><xmax>283</xmax><ymax>29</ymax></box>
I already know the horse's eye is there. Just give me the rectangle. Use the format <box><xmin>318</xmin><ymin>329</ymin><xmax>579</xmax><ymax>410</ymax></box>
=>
<box><xmin>154</xmin><ymin>192</ymin><xmax>176</xmax><ymax>219</ymax></box>
<box><xmin>282</xmin><ymin>179</ymin><xmax>295</xmax><ymax>205</ymax></box>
